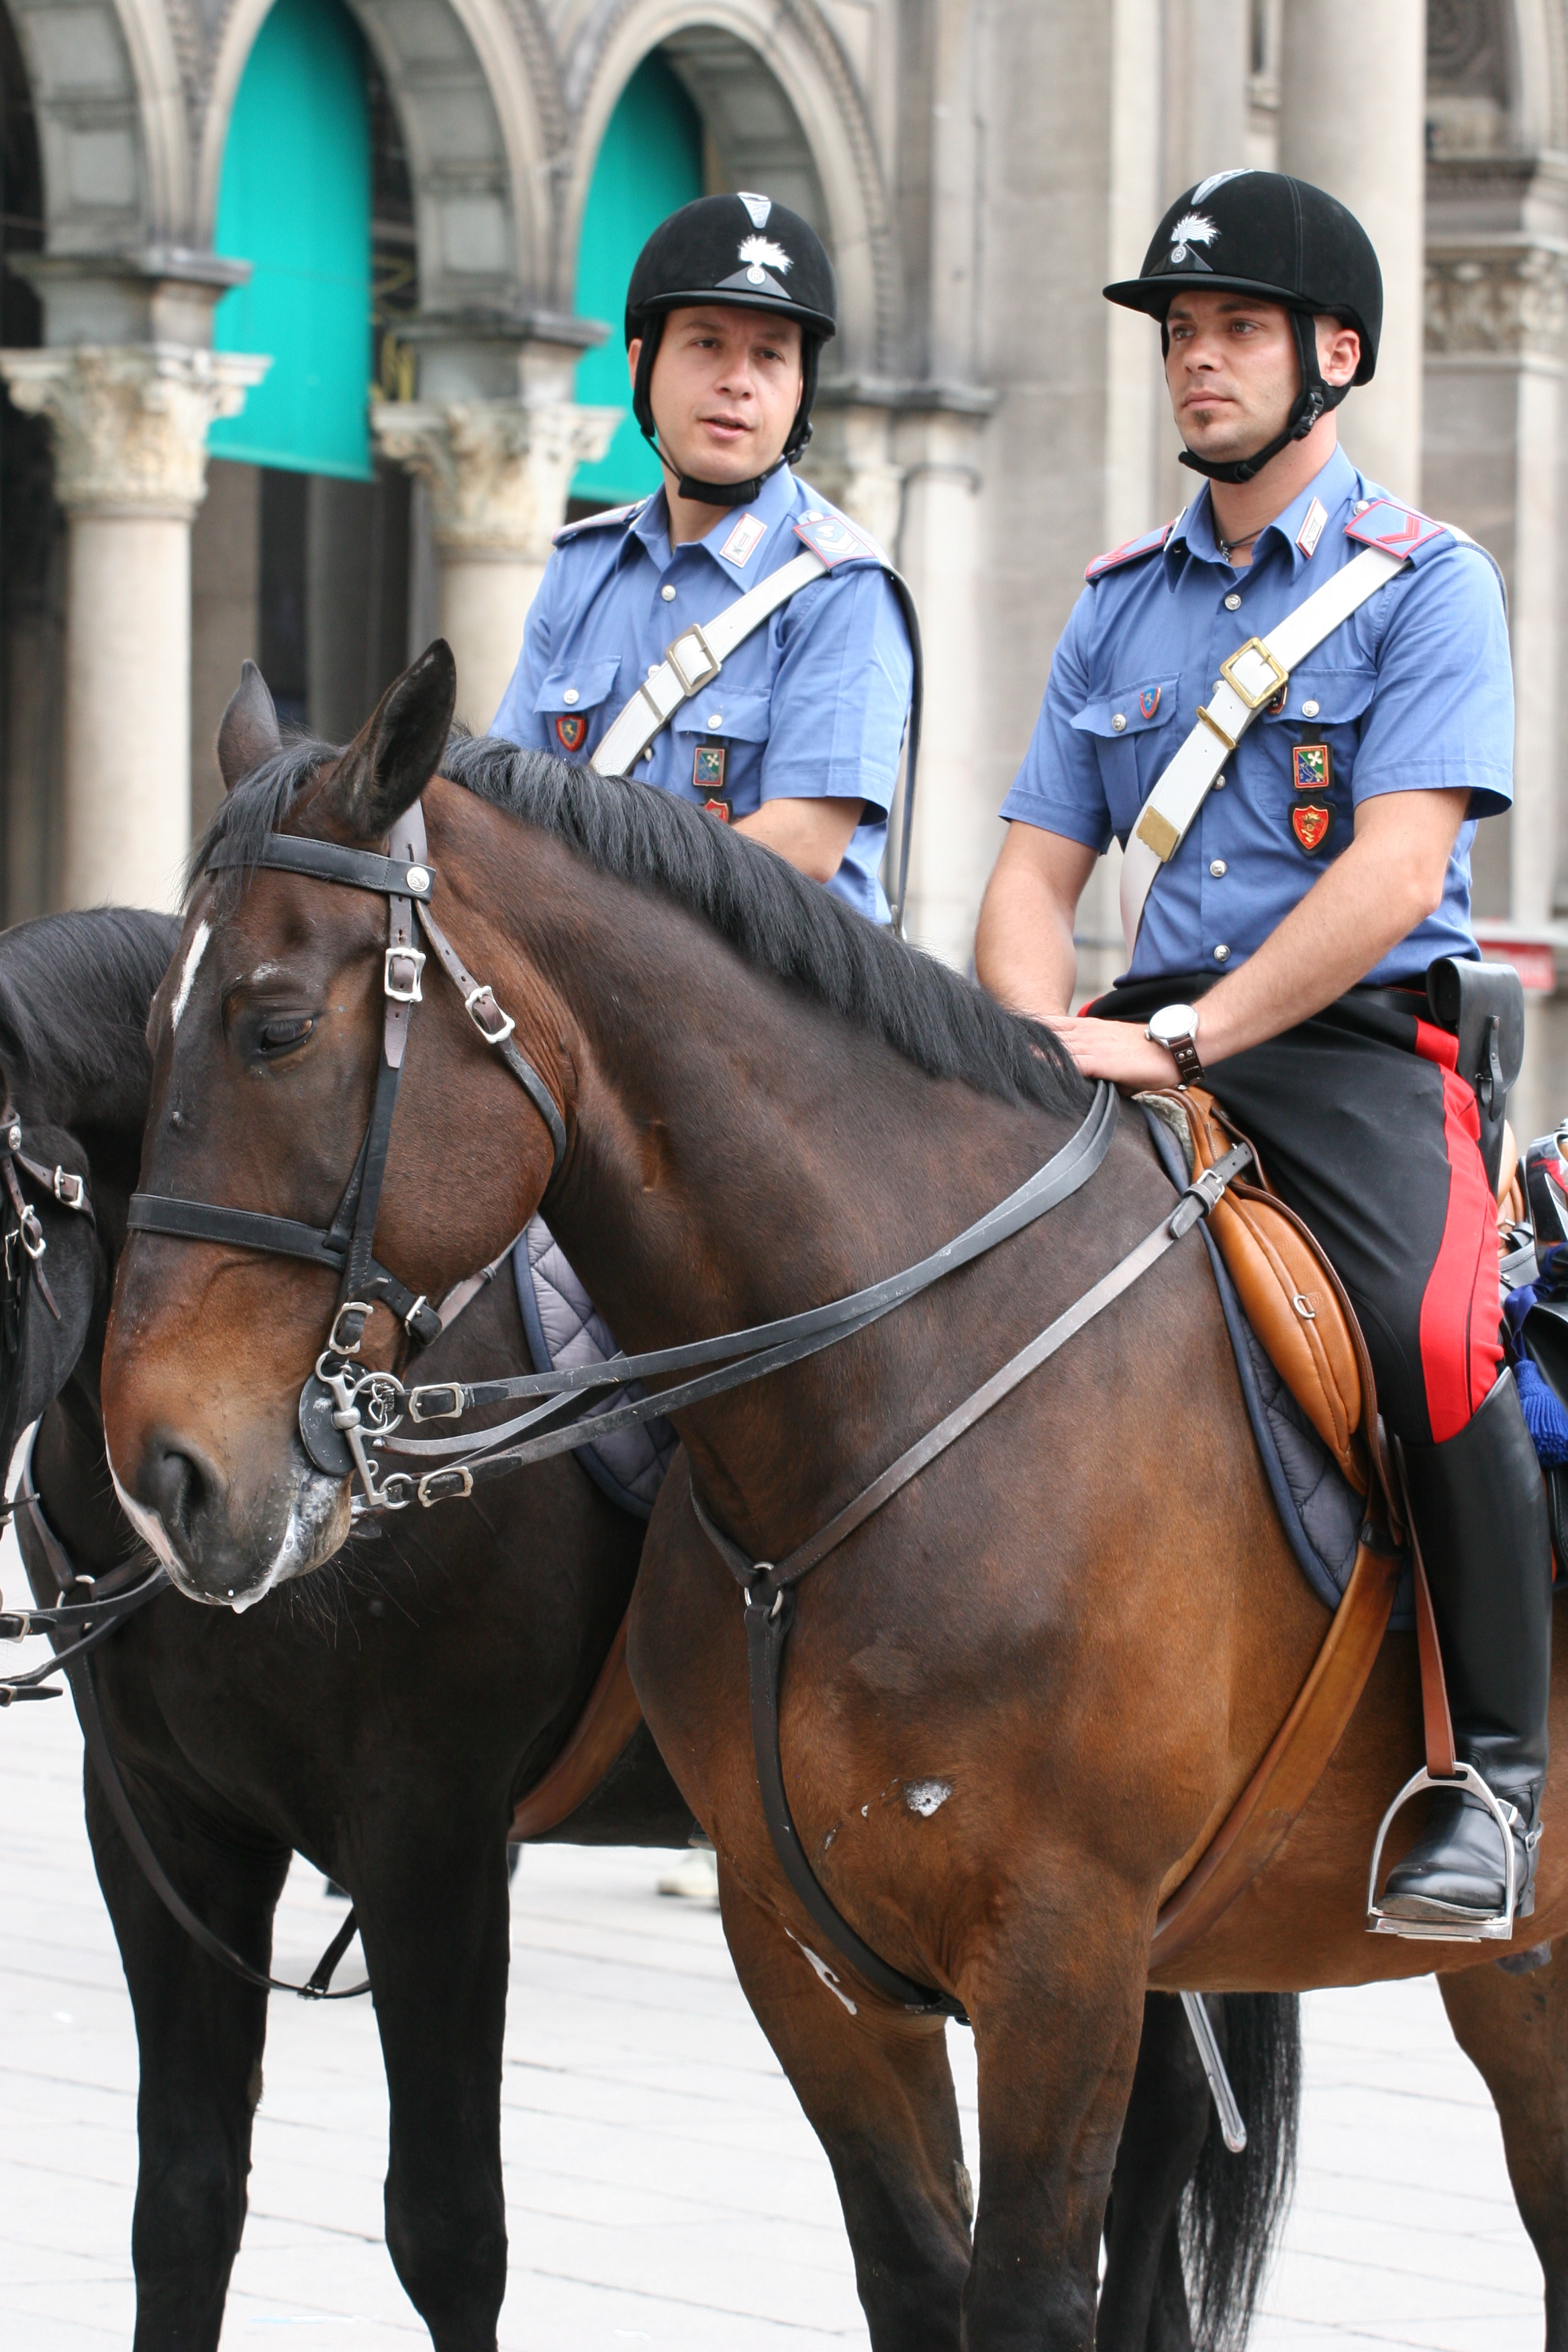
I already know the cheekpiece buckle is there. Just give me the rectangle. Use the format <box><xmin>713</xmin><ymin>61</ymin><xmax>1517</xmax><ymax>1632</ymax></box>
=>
<box><xmin>326</xmin><ymin>1299</ymin><xmax>373</xmax><ymax>1359</ymax></box>
<box><xmin>1218</xmin><ymin>636</ymin><xmax>1289</xmax><ymax>711</ymax></box>
<box><xmin>464</xmin><ymin>985</ymin><xmax>516</xmax><ymax>1045</ymax></box>
<box><xmin>17</xmin><ymin>1206</ymin><xmax>46</xmax><ymax>1261</ymax></box>
<box><xmin>52</xmin><ymin>1167</ymin><xmax>86</xmax><ymax>1210</ymax></box>
<box><xmin>663</xmin><ymin>623</ymin><xmax>722</xmax><ymax>696</ymax></box>
<box><xmin>384</xmin><ymin>946</ymin><xmax>426</xmax><ymax>1003</ymax></box>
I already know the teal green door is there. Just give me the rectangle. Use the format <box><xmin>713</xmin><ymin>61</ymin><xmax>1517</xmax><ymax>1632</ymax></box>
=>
<box><xmin>572</xmin><ymin>55</ymin><xmax>704</xmax><ymax>506</ymax></box>
<box><xmin>211</xmin><ymin>0</ymin><xmax>372</xmax><ymax>479</ymax></box>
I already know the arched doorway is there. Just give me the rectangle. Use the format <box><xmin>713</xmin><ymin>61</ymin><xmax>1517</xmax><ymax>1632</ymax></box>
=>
<box><xmin>190</xmin><ymin>0</ymin><xmax>417</xmax><ymax>827</ymax></box>
<box><xmin>0</xmin><ymin>0</ymin><xmax>57</xmax><ymax>924</ymax></box>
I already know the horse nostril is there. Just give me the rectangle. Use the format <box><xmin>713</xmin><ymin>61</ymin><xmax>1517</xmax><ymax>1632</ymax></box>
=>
<box><xmin>142</xmin><ymin>1442</ymin><xmax>208</xmax><ymax>1542</ymax></box>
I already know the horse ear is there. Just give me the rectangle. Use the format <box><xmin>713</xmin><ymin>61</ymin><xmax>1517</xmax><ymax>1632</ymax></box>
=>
<box><xmin>216</xmin><ymin>660</ymin><xmax>282</xmax><ymax>791</ymax></box>
<box><xmin>322</xmin><ymin>641</ymin><xmax>458</xmax><ymax>840</ymax></box>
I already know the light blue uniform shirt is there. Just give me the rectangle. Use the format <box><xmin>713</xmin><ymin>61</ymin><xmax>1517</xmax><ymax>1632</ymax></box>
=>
<box><xmin>1001</xmin><ymin>444</ymin><xmax>1514</xmax><ymax>987</ymax></box>
<box><xmin>491</xmin><ymin>463</ymin><xmax>914</xmax><ymax>923</ymax></box>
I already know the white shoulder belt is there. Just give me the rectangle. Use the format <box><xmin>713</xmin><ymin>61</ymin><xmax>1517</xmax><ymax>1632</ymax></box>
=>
<box><xmin>593</xmin><ymin>548</ymin><xmax>830</xmax><ymax>777</ymax></box>
<box><xmin>1119</xmin><ymin>541</ymin><xmax>1408</xmax><ymax>958</ymax></box>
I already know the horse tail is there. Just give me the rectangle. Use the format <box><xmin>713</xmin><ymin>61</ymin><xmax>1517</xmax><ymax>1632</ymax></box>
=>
<box><xmin>1181</xmin><ymin>1992</ymin><xmax>1302</xmax><ymax>2351</ymax></box>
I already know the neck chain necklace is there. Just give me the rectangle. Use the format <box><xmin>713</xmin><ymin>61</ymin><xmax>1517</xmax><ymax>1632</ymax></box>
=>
<box><xmin>1216</xmin><ymin>526</ymin><xmax>1262</xmax><ymax>563</ymax></box>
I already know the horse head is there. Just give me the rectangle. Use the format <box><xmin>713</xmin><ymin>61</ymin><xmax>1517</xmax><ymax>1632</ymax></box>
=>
<box><xmin>101</xmin><ymin>646</ymin><xmax>570</xmax><ymax>1608</ymax></box>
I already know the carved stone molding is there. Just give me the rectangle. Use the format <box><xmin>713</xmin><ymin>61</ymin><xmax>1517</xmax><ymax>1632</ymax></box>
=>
<box><xmin>1425</xmin><ymin>243</ymin><xmax>1568</xmax><ymax>359</ymax></box>
<box><xmin>0</xmin><ymin>344</ymin><xmax>269</xmax><ymax>519</ymax></box>
<box><xmin>371</xmin><ymin>399</ymin><xmax>622</xmax><ymax>561</ymax></box>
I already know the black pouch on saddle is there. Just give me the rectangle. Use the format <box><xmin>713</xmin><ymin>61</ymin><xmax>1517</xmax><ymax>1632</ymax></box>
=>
<box><xmin>1426</xmin><ymin>955</ymin><xmax>1524</xmax><ymax>1197</ymax></box>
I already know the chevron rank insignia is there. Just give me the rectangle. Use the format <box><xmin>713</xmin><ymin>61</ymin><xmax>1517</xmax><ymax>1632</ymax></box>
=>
<box><xmin>1343</xmin><ymin>499</ymin><xmax>1447</xmax><ymax>558</ymax></box>
<box><xmin>793</xmin><ymin>509</ymin><xmax>882</xmax><ymax>567</ymax></box>
<box><xmin>1085</xmin><ymin>520</ymin><xmax>1175</xmax><ymax>581</ymax></box>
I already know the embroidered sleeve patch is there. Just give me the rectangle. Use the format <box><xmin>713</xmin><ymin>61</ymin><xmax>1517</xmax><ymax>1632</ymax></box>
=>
<box><xmin>1342</xmin><ymin>499</ymin><xmax>1447</xmax><ymax>558</ymax></box>
<box><xmin>793</xmin><ymin>510</ymin><xmax>881</xmax><ymax>567</ymax></box>
<box><xmin>1085</xmin><ymin>521</ymin><xmax>1174</xmax><ymax>582</ymax></box>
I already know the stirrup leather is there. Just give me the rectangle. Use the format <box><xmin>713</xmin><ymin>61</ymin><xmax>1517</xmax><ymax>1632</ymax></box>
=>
<box><xmin>1366</xmin><ymin>1761</ymin><xmax>1537</xmax><ymax>1943</ymax></box>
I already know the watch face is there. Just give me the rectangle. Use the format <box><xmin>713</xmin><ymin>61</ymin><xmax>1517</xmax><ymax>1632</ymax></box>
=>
<box><xmin>1150</xmin><ymin>1005</ymin><xmax>1198</xmax><ymax>1048</ymax></box>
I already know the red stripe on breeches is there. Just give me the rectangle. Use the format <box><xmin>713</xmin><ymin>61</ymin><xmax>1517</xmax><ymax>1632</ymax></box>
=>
<box><xmin>1413</xmin><ymin>1018</ymin><xmax>1502</xmax><ymax>1440</ymax></box>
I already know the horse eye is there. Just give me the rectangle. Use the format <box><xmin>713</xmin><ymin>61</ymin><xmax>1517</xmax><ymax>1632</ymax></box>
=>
<box><xmin>258</xmin><ymin>1016</ymin><xmax>314</xmax><ymax>1055</ymax></box>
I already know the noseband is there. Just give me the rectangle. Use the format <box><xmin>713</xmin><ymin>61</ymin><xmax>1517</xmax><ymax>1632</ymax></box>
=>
<box><xmin>128</xmin><ymin>799</ymin><xmax>567</xmax><ymax>1391</ymax></box>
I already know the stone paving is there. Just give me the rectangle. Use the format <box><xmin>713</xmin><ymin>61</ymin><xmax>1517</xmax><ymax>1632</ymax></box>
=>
<box><xmin>0</xmin><ymin>1638</ymin><xmax>1547</xmax><ymax>2351</ymax></box>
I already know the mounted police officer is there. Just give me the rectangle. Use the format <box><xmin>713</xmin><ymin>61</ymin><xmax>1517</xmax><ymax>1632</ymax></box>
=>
<box><xmin>975</xmin><ymin>169</ymin><xmax>1552</xmax><ymax>1934</ymax></box>
<box><xmin>491</xmin><ymin>192</ymin><xmax>914</xmax><ymax>918</ymax></box>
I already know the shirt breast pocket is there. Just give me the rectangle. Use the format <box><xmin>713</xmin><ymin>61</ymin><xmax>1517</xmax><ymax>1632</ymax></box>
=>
<box><xmin>671</xmin><ymin>687</ymin><xmax>773</xmax><ymax>746</ymax></box>
<box><xmin>1071</xmin><ymin>674</ymin><xmax>1181</xmax><ymax>814</ymax></box>
<box><xmin>1263</xmin><ymin>663</ymin><xmax>1376</xmax><ymax>803</ymax></box>
<box><xmin>534</xmin><ymin>656</ymin><xmax>623</xmax><ymax>756</ymax></box>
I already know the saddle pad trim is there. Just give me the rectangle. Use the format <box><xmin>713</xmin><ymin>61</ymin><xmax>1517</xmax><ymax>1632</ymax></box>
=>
<box><xmin>511</xmin><ymin>1236</ymin><xmax>658</xmax><ymax>1522</ymax></box>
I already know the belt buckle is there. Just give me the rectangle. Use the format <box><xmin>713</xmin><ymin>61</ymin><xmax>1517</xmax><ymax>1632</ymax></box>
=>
<box><xmin>663</xmin><ymin>623</ymin><xmax>721</xmax><ymax>695</ymax></box>
<box><xmin>1218</xmin><ymin>636</ymin><xmax>1289</xmax><ymax>711</ymax></box>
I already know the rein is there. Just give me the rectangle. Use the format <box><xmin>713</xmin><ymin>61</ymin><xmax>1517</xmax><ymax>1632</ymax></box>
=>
<box><xmin>7</xmin><ymin>1433</ymin><xmax>369</xmax><ymax>1999</ymax></box>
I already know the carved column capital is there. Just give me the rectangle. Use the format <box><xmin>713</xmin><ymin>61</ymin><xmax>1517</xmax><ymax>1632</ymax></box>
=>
<box><xmin>371</xmin><ymin>399</ymin><xmax>623</xmax><ymax>562</ymax></box>
<box><xmin>0</xmin><ymin>345</ymin><xmax>271</xmax><ymax>520</ymax></box>
<box><xmin>1425</xmin><ymin>242</ymin><xmax>1568</xmax><ymax>360</ymax></box>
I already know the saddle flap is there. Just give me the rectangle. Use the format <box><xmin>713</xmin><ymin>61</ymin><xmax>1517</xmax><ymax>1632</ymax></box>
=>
<box><xmin>1149</xmin><ymin>1088</ymin><xmax>1374</xmax><ymax>1494</ymax></box>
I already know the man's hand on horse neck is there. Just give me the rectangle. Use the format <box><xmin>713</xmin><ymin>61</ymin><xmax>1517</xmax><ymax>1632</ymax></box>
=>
<box><xmin>975</xmin><ymin>786</ymin><xmax>1469</xmax><ymax>1089</ymax></box>
<box><xmin>734</xmin><ymin>795</ymin><xmax>863</xmax><ymax>884</ymax></box>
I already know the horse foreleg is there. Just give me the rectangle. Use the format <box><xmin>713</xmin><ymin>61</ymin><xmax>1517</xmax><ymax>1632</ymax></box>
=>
<box><xmin>718</xmin><ymin>1859</ymin><xmax>973</xmax><ymax>2349</ymax></box>
<box><xmin>965</xmin><ymin>1894</ymin><xmax>1148</xmax><ymax>2352</ymax></box>
<box><xmin>1096</xmin><ymin>1993</ymin><xmax>1206</xmax><ymax>2352</ymax></box>
<box><xmin>1440</xmin><ymin>1949</ymin><xmax>1568</xmax><ymax>2345</ymax></box>
<box><xmin>351</xmin><ymin>1824</ymin><xmax>512</xmax><ymax>2352</ymax></box>
<box><xmin>84</xmin><ymin>1762</ymin><xmax>288</xmax><ymax>2352</ymax></box>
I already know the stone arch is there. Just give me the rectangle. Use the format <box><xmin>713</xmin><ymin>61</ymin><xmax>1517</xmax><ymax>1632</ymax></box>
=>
<box><xmin>5</xmin><ymin>0</ymin><xmax>190</xmax><ymax>256</ymax></box>
<box><xmin>197</xmin><ymin>0</ymin><xmax>564</xmax><ymax>315</ymax></box>
<box><xmin>562</xmin><ymin>1</ymin><xmax>895</xmax><ymax>380</ymax></box>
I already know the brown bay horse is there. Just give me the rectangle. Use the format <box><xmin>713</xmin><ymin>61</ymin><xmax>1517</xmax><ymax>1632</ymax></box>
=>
<box><xmin>100</xmin><ymin>648</ymin><xmax>1568</xmax><ymax>2348</ymax></box>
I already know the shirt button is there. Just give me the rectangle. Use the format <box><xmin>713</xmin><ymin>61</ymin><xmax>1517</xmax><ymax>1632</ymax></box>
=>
<box><xmin>1224</xmin><ymin>592</ymin><xmax>1241</xmax><ymax>611</ymax></box>
<box><xmin>1301</xmin><ymin>697</ymin><xmax>1320</xmax><ymax>718</ymax></box>
<box><xmin>660</xmin><ymin>584</ymin><xmax>676</xmax><ymax>601</ymax></box>
<box><xmin>1353</xmin><ymin>499</ymin><xmax>1371</xmax><ymax>515</ymax></box>
<box><xmin>707</xmin><ymin>712</ymin><xmax>723</xmax><ymax>728</ymax></box>
<box><xmin>1112</xmin><ymin>712</ymin><xmax>1127</xmax><ymax>732</ymax></box>
<box><xmin>1214</xmin><ymin>773</ymin><xmax>1227</xmax><ymax>789</ymax></box>
<box><xmin>562</xmin><ymin>688</ymin><xmax>579</xmax><ymax>705</ymax></box>
<box><xmin>647</xmin><ymin>664</ymin><xmax>660</xmax><ymax>679</ymax></box>
<box><xmin>1210</xmin><ymin>859</ymin><xmax>1226</xmax><ymax>877</ymax></box>
<box><xmin>1213</xmin><ymin>944</ymin><xmax>1231</xmax><ymax>963</ymax></box>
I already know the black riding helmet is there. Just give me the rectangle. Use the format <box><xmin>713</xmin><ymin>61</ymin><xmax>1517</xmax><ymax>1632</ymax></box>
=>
<box><xmin>1104</xmin><ymin>169</ymin><xmax>1383</xmax><ymax>485</ymax></box>
<box><xmin>624</xmin><ymin>192</ymin><xmax>837</xmax><ymax>507</ymax></box>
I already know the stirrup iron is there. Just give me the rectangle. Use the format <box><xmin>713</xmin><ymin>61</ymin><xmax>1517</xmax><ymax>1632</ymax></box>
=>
<box><xmin>1366</xmin><ymin>1760</ymin><xmax>1524</xmax><ymax>1943</ymax></box>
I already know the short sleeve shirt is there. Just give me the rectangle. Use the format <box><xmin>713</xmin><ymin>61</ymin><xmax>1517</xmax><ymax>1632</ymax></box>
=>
<box><xmin>491</xmin><ymin>464</ymin><xmax>914</xmax><ymax>924</ymax></box>
<box><xmin>999</xmin><ymin>444</ymin><xmax>1514</xmax><ymax>987</ymax></box>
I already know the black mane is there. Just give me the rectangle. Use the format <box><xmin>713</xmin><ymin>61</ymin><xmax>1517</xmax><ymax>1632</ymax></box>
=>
<box><xmin>194</xmin><ymin>736</ymin><xmax>1092</xmax><ymax>1122</ymax></box>
<box><xmin>0</xmin><ymin>907</ymin><xmax>180</xmax><ymax>1131</ymax></box>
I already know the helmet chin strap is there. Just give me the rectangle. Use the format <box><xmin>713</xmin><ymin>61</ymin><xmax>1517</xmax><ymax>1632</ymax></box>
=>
<box><xmin>1176</xmin><ymin>309</ymin><xmax>1350</xmax><ymax>486</ymax></box>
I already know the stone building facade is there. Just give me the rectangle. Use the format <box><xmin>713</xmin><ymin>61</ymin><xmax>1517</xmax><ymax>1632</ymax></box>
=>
<box><xmin>0</xmin><ymin>0</ymin><xmax>1563</xmax><ymax>1014</ymax></box>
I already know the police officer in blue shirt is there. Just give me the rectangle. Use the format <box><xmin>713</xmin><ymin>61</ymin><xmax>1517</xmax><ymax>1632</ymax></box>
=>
<box><xmin>976</xmin><ymin>171</ymin><xmax>1551</xmax><ymax>1934</ymax></box>
<box><xmin>491</xmin><ymin>193</ymin><xmax>914</xmax><ymax>922</ymax></box>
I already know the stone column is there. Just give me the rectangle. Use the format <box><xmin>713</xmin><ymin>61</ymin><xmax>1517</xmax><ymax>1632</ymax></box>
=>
<box><xmin>1277</xmin><ymin>0</ymin><xmax>1426</xmax><ymax>501</ymax></box>
<box><xmin>892</xmin><ymin>403</ymin><xmax>994</xmax><ymax>967</ymax></box>
<box><xmin>802</xmin><ymin>399</ymin><xmax>905</xmax><ymax>553</ymax></box>
<box><xmin>371</xmin><ymin>399</ymin><xmax>621</xmax><ymax>730</ymax></box>
<box><xmin>0</xmin><ymin>346</ymin><xmax>268</xmax><ymax>910</ymax></box>
<box><xmin>1425</xmin><ymin>212</ymin><xmax>1568</xmax><ymax>930</ymax></box>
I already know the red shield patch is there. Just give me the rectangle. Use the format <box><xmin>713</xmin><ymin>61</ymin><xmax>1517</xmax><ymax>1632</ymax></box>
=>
<box><xmin>702</xmin><ymin>797</ymin><xmax>731</xmax><ymax>823</ymax></box>
<box><xmin>555</xmin><ymin>714</ymin><xmax>587</xmax><ymax>752</ymax></box>
<box><xmin>1291</xmin><ymin>801</ymin><xmax>1332</xmax><ymax>854</ymax></box>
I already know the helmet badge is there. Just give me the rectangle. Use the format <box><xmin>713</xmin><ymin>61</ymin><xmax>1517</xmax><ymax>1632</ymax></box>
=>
<box><xmin>1167</xmin><ymin>211</ymin><xmax>1218</xmax><ymax>267</ymax></box>
<box><xmin>738</xmin><ymin>233</ymin><xmax>793</xmax><ymax>286</ymax></box>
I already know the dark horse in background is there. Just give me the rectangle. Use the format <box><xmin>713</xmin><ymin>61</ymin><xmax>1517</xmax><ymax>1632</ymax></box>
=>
<box><xmin>98</xmin><ymin>643</ymin><xmax>1568</xmax><ymax>2348</ymax></box>
<box><xmin>0</xmin><ymin>905</ymin><xmax>1293</xmax><ymax>2352</ymax></box>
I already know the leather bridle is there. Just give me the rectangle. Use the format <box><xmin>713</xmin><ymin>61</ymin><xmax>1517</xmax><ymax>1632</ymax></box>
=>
<box><xmin>127</xmin><ymin>801</ymin><xmax>569</xmax><ymax>1464</ymax></box>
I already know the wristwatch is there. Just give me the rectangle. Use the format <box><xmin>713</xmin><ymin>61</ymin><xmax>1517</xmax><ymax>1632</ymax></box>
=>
<box><xmin>1146</xmin><ymin>1003</ymin><xmax>1204</xmax><ymax>1087</ymax></box>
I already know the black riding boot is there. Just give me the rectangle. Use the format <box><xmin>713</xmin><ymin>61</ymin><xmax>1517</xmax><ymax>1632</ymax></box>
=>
<box><xmin>1381</xmin><ymin>1367</ymin><xmax>1553</xmax><ymax>1927</ymax></box>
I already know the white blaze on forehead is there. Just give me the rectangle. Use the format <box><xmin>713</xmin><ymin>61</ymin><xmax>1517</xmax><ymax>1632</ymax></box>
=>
<box><xmin>170</xmin><ymin>920</ymin><xmax>211</xmax><ymax>1030</ymax></box>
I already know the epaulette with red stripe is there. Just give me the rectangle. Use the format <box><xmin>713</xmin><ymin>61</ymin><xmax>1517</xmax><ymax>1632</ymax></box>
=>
<box><xmin>552</xmin><ymin>499</ymin><xmax>647</xmax><ymax>546</ymax></box>
<box><xmin>1084</xmin><ymin>520</ymin><xmax>1177</xmax><ymax>583</ymax></box>
<box><xmin>1342</xmin><ymin>497</ymin><xmax>1447</xmax><ymax>558</ymax></box>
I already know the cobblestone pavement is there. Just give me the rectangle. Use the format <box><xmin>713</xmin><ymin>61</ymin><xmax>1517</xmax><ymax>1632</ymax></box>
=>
<box><xmin>0</xmin><ymin>1661</ymin><xmax>1545</xmax><ymax>2350</ymax></box>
